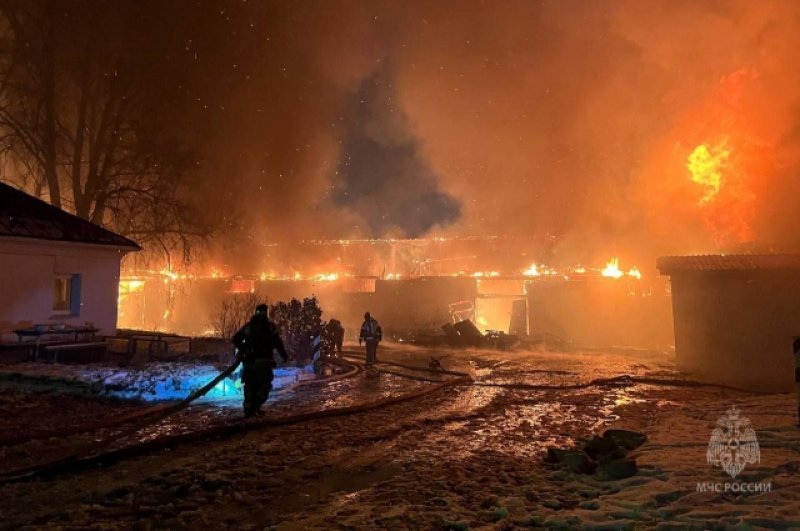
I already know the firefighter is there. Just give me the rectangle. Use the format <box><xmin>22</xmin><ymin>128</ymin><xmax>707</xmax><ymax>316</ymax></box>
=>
<box><xmin>324</xmin><ymin>319</ymin><xmax>345</xmax><ymax>357</ymax></box>
<box><xmin>358</xmin><ymin>311</ymin><xmax>382</xmax><ymax>366</ymax></box>
<box><xmin>232</xmin><ymin>304</ymin><xmax>289</xmax><ymax>418</ymax></box>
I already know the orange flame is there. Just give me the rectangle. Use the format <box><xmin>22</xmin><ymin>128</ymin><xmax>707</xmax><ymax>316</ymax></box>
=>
<box><xmin>688</xmin><ymin>142</ymin><xmax>729</xmax><ymax>204</ymax></box>
<box><xmin>601</xmin><ymin>257</ymin><xmax>624</xmax><ymax>279</ymax></box>
<box><xmin>160</xmin><ymin>267</ymin><xmax>178</xmax><ymax>282</ymax></box>
<box><xmin>313</xmin><ymin>273</ymin><xmax>339</xmax><ymax>282</ymax></box>
<box><xmin>687</xmin><ymin>140</ymin><xmax>754</xmax><ymax>247</ymax></box>
<box><xmin>522</xmin><ymin>264</ymin><xmax>541</xmax><ymax>276</ymax></box>
<box><xmin>627</xmin><ymin>267</ymin><xmax>642</xmax><ymax>280</ymax></box>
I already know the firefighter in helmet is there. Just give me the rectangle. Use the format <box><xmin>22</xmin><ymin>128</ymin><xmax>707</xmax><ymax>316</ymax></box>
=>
<box><xmin>323</xmin><ymin>318</ymin><xmax>345</xmax><ymax>357</ymax></box>
<box><xmin>358</xmin><ymin>311</ymin><xmax>382</xmax><ymax>366</ymax></box>
<box><xmin>232</xmin><ymin>304</ymin><xmax>289</xmax><ymax>417</ymax></box>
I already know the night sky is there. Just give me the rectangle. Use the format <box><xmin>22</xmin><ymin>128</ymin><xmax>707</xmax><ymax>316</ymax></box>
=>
<box><xmin>6</xmin><ymin>0</ymin><xmax>800</xmax><ymax>269</ymax></box>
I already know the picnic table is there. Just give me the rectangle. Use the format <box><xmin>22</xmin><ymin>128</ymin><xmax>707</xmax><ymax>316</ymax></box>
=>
<box><xmin>13</xmin><ymin>325</ymin><xmax>100</xmax><ymax>360</ymax></box>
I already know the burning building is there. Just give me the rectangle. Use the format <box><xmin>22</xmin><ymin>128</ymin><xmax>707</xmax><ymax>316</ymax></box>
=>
<box><xmin>658</xmin><ymin>254</ymin><xmax>800</xmax><ymax>392</ymax></box>
<box><xmin>118</xmin><ymin>254</ymin><xmax>674</xmax><ymax>352</ymax></box>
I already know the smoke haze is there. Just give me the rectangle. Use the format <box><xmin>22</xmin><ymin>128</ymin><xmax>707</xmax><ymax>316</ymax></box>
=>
<box><xmin>39</xmin><ymin>0</ymin><xmax>800</xmax><ymax>273</ymax></box>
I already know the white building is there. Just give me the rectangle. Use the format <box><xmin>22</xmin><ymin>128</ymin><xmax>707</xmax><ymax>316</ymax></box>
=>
<box><xmin>0</xmin><ymin>182</ymin><xmax>140</xmax><ymax>342</ymax></box>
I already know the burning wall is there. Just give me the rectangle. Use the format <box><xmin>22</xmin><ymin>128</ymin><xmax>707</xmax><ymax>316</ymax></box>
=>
<box><xmin>119</xmin><ymin>264</ymin><xmax>673</xmax><ymax>350</ymax></box>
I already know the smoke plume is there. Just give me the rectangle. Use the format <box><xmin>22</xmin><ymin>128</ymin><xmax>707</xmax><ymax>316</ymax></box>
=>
<box><xmin>104</xmin><ymin>0</ymin><xmax>800</xmax><ymax>272</ymax></box>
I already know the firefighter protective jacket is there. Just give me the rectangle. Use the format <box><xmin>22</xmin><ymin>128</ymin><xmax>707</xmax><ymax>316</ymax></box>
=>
<box><xmin>359</xmin><ymin>318</ymin><xmax>382</xmax><ymax>342</ymax></box>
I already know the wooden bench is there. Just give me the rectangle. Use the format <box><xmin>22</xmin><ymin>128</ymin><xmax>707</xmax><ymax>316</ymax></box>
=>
<box><xmin>42</xmin><ymin>342</ymin><xmax>108</xmax><ymax>364</ymax></box>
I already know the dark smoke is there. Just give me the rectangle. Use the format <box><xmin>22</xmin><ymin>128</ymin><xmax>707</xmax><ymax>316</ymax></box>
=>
<box><xmin>9</xmin><ymin>1</ymin><xmax>799</xmax><ymax>274</ymax></box>
<box><xmin>332</xmin><ymin>73</ymin><xmax>461</xmax><ymax>237</ymax></box>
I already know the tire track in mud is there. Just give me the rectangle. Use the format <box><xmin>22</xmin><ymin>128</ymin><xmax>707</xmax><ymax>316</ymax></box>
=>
<box><xmin>266</xmin><ymin>375</ymin><xmax>677</xmax><ymax>529</ymax></box>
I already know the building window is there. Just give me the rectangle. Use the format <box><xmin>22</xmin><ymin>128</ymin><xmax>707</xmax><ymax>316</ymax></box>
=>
<box><xmin>53</xmin><ymin>274</ymin><xmax>81</xmax><ymax>315</ymax></box>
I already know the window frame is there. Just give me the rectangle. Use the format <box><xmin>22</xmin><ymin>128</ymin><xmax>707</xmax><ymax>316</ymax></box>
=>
<box><xmin>52</xmin><ymin>273</ymin><xmax>82</xmax><ymax>316</ymax></box>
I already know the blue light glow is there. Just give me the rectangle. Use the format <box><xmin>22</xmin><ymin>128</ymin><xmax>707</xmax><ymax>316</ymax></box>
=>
<box><xmin>79</xmin><ymin>363</ymin><xmax>315</xmax><ymax>404</ymax></box>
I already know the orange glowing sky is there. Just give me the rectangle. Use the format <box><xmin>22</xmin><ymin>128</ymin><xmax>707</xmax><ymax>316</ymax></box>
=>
<box><xmin>181</xmin><ymin>0</ymin><xmax>800</xmax><ymax>273</ymax></box>
<box><xmin>10</xmin><ymin>1</ymin><xmax>800</xmax><ymax>275</ymax></box>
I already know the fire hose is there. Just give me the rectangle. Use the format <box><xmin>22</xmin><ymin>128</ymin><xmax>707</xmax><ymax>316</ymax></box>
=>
<box><xmin>341</xmin><ymin>352</ymin><xmax>471</xmax><ymax>382</ymax></box>
<box><xmin>0</xmin><ymin>356</ymin><xmax>466</xmax><ymax>485</ymax></box>
<box><xmin>0</xmin><ymin>355</ymin><xmax>244</xmax><ymax>484</ymax></box>
<box><xmin>340</xmin><ymin>351</ymin><xmax>780</xmax><ymax>396</ymax></box>
<box><xmin>2</xmin><ymin>354</ymin><xmax>364</xmax><ymax>448</ymax></box>
<box><xmin>0</xmin><ymin>350</ymin><xmax>762</xmax><ymax>485</ymax></box>
<box><xmin>467</xmin><ymin>374</ymin><xmax>779</xmax><ymax>394</ymax></box>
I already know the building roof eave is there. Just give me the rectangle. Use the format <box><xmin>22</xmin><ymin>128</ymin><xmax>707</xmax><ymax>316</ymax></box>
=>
<box><xmin>0</xmin><ymin>182</ymin><xmax>142</xmax><ymax>250</ymax></box>
<box><xmin>657</xmin><ymin>254</ymin><xmax>800</xmax><ymax>275</ymax></box>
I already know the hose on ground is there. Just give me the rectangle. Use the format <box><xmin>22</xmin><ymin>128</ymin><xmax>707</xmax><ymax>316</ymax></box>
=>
<box><xmin>0</xmin><ymin>355</ymin><xmax>243</xmax><ymax>483</ymax></box>
<box><xmin>341</xmin><ymin>352</ymin><xmax>773</xmax><ymax>395</ymax></box>
<box><xmin>341</xmin><ymin>352</ymin><xmax>471</xmax><ymax>379</ymax></box>
<box><xmin>0</xmin><ymin>368</ymin><xmax>466</xmax><ymax>485</ymax></box>
<box><xmin>467</xmin><ymin>374</ymin><xmax>778</xmax><ymax>394</ymax></box>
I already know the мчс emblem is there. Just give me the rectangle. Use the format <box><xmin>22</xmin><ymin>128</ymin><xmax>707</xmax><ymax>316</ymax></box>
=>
<box><xmin>707</xmin><ymin>406</ymin><xmax>760</xmax><ymax>478</ymax></box>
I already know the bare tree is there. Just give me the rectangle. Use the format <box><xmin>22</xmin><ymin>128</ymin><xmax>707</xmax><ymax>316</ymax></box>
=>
<box><xmin>0</xmin><ymin>1</ymin><xmax>215</xmax><ymax>263</ymax></box>
<box><xmin>210</xmin><ymin>292</ymin><xmax>263</xmax><ymax>340</ymax></box>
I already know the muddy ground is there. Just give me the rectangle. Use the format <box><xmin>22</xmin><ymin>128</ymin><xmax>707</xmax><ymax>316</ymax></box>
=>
<box><xmin>0</xmin><ymin>373</ymin><xmax>148</xmax><ymax>445</ymax></box>
<box><xmin>0</xmin><ymin>346</ymin><xmax>798</xmax><ymax>530</ymax></box>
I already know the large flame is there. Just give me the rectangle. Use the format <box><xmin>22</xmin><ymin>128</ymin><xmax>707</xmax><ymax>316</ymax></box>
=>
<box><xmin>688</xmin><ymin>142</ymin><xmax>729</xmax><ymax>204</ymax></box>
<box><xmin>601</xmin><ymin>257</ymin><xmax>624</xmax><ymax>279</ymax></box>
<box><xmin>686</xmin><ymin>139</ymin><xmax>754</xmax><ymax>247</ymax></box>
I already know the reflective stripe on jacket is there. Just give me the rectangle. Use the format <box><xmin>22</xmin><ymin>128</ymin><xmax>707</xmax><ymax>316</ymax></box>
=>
<box><xmin>360</xmin><ymin>318</ymin><xmax>381</xmax><ymax>341</ymax></box>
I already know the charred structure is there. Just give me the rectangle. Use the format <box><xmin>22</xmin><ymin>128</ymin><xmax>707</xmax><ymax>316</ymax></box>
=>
<box><xmin>119</xmin><ymin>269</ymin><xmax>673</xmax><ymax>351</ymax></box>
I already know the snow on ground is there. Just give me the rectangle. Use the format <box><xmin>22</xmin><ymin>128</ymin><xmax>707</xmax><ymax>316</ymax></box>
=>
<box><xmin>0</xmin><ymin>361</ymin><xmax>315</xmax><ymax>404</ymax></box>
<box><xmin>95</xmin><ymin>363</ymin><xmax>314</xmax><ymax>403</ymax></box>
<box><xmin>571</xmin><ymin>391</ymin><xmax>800</xmax><ymax>529</ymax></box>
<box><xmin>0</xmin><ymin>345</ymin><xmax>798</xmax><ymax>529</ymax></box>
